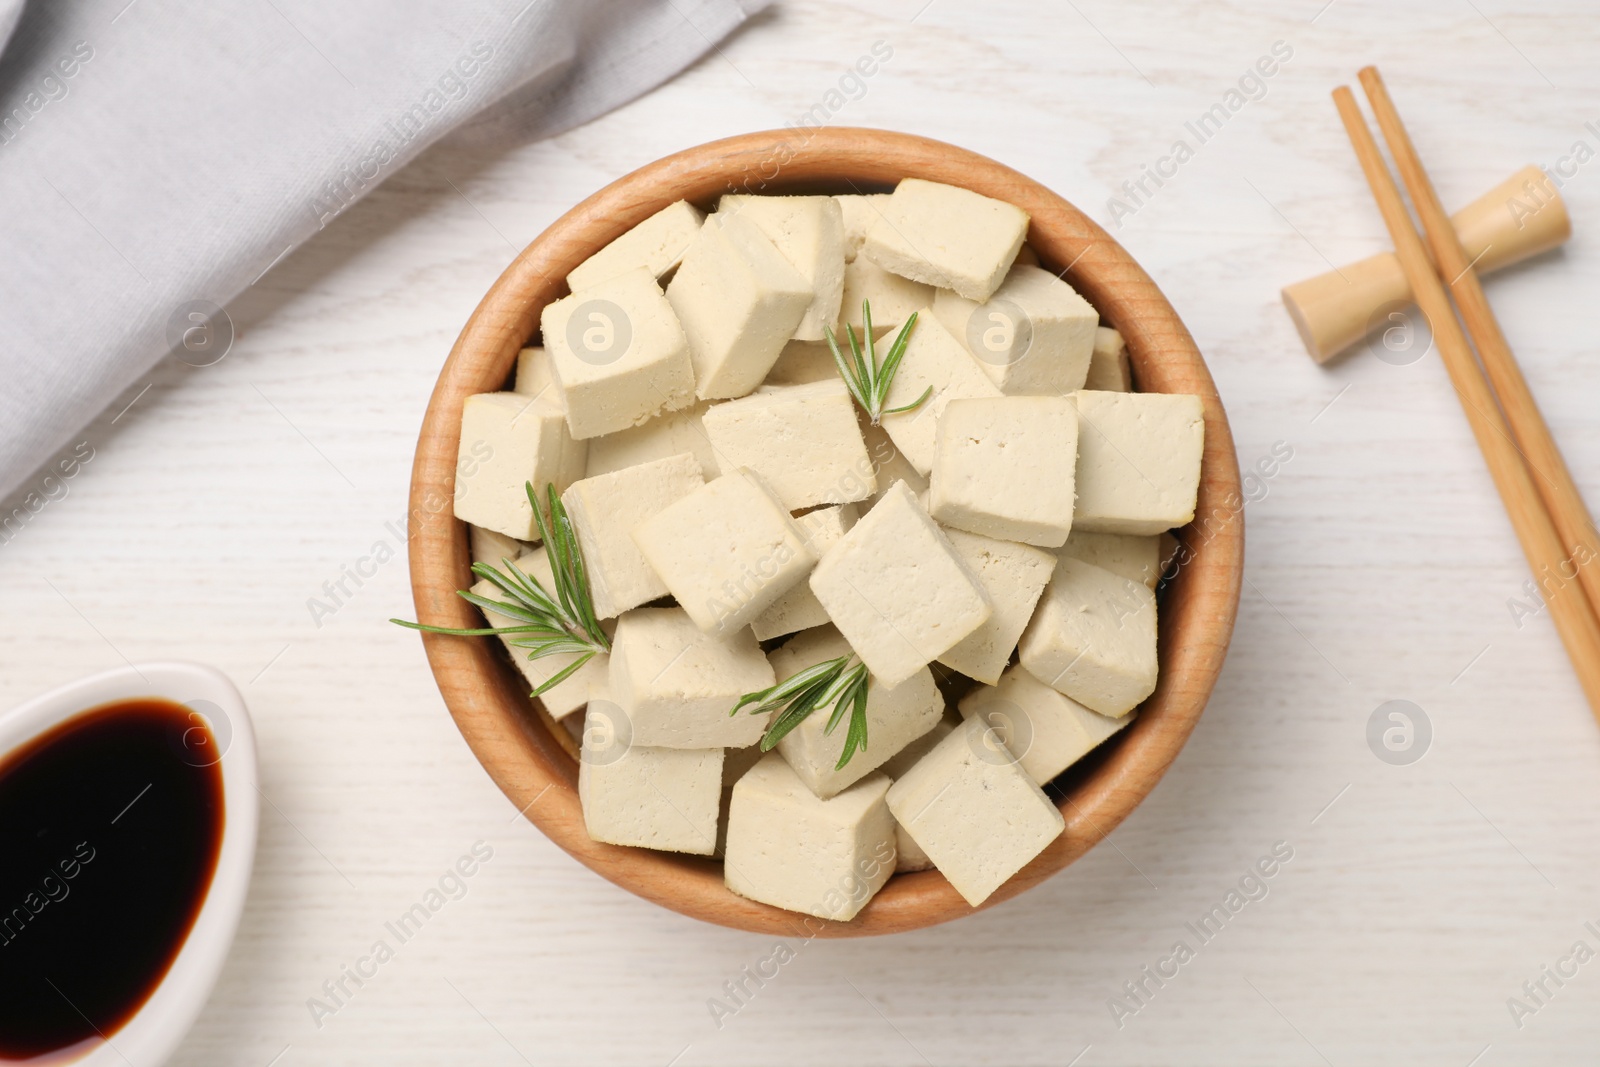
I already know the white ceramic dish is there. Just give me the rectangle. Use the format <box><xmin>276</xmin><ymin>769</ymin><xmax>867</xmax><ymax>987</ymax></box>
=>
<box><xmin>0</xmin><ymin>662</ymin><xmax>258</xmax><ymax>1066</ymax></box>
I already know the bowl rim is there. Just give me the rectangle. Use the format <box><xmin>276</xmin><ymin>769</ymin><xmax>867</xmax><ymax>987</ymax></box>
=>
<box><xmin>405</xmin><ymin>127</ymin><xmax>1244</xmax><ymax>937</ymax></box>
<box><xmin>0</xmin><ymin>661</ymin><xmax>258</xmax><ymax>1065</ymax></box>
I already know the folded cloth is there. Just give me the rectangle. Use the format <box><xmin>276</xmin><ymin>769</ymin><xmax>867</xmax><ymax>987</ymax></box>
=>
<box><xmin>0</xmin><ymin>0</ymin><xmax>764</xmax><ymax>502</ymax></box>
<box><xmin>0</xmin><ymin>0</ymin><xmax>19</xmax><ymax>57</ymax></box>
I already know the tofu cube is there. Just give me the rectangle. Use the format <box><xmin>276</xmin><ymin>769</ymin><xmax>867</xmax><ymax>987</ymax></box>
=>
<box><xmin>1057</xmin><ymin>529</ymin><xmax>1162</xmax><ymax>589</ymax></box>
<box><xmin>715</xmin><ymin>742</ymin><xmax>766</xmax><ymax>857</ymax></box>
<box><xmin>1073</xmin><ymin>390</ymin><xmax>1205</xmax><ymax>535</ymax></box>
<box><xmin>471</xmin><ymin>550</ymin><xmax>608</xmax><ymax>720</ymax></box>
<box><xmin>719</xmin><ymin>195</ymin><xmax>846</xmax><ymax>341</ymax></box>
<box><xmin>608</xmin><ymin>607</ymin><xmax>776</xmax><ymax>748</ymax></box>
<box><xmin>835</xmin><ymin>193</ymin><xmax>891</xmax><ymax>262</ymax></box>
<box><xmin>724</xmin><ymin>753</ymin><xmax>897</xmax><ymax>921</ymax></box>
<box><xmin>513</xmin><ymin>346</ymin><xmax>559</xmax><ymax>404</ymax></box>
<box><xmin>768</xmin><ymin>626</ymin><xmax>944</xmax><ymax>798</ymax></box>
<box><xmin>751</xmin><ymin>505</ymin><xmax>859</xmax><ymax>641</ymax></box>
<box><xmin>542</xmin><ymin>267</ymin><xmax>697</xmax><ymax>440</ymax></box>
<box><xmin>512</xmin><ymin>348</ymin><xmax>588</xmax><ymax>489</ymax></box>
<box><xmin>838</xmin><ymin>256</ymin><xmax>934</xmax><ymax>337</ymax></box>
<box><xmin>764</xmin><ymin>339</ymin><xmax>841</xmax><ymax>386</ymax></box>
<box><xmin>931</xmin><ymin>265</ymin><xmax>1098</xmax><ymax>395</ymax></box>
<box><xmin>700</xmin><ymin>380</ymin><xmax>875</xmax><ymax>511</ymax></box>
<box><xmin>632</xmin><ymin>469</ymin><xmax>818</xmax><ymax>635</ymax></box>
<box><xmin>666</xmin><ymin>212</ymin><xmax>813</xmax><ymax>399</ymax></box>
<box><xmin>1018</xmin><ymin>557</ymin><xmax>1158</xmax><ymax>717</ymax></box>
<box><xmin>808</xmin><ymin>481</ymin><xmax>992</xmax><ymax>688</ymax></box>
<box><xmin>878</xmin><ymin>311</ymin><xmax>1002</xmax><ymax>476</ymax></box>
<box><xmin>454</xmin><ymin>392</ymin><xmax>587</xmax><ymax>540</ymax></box>
<box><xmin>1084</xmin><ymin>326</ymin><xmax>1132</xmax><ymax>392</ymax></box>
<box><xmin>468</xmin><ymin>525</ymin><xmax>528</xmax><ymax>569</ymax></box>
<box><xmin>578</xmin><ymin>710</ymin><xmax>722</xmax><ymax>854</ymax></box>
<box><xmin>566</xmin><ymin>200</ymin><xmax>706</xmax><ymax>291</ymax></box>
<box><xmin>862</xmin><ymin>178</ymin><xmax>1030</xmax><ymax>302</ymax></box>
<box><xmin>876</xmin><ymin>717</ymin><xmax>956</xmax><ymax>872</ymax></box>
<box><xmin>561</xmin><ymin>453</ymin><xmax>705</xmax><ymax>618</ymax></box>
<box><xmin>927</xmin><ymin>395</ymin><xmax>1078</xmax><ymax>548</ymax></box>
<box><xmin>583</xmin><ymin>400</ymin><xmax>720</xmax><ymax>480</ymax></box>
<box><xmin>886</xmin><ymin>715</ymin><xmax>1065</xmax><ymax>906</ymax></box>
<box><xmin>860</xmin><ymin>418</ymin><xmax>928</xmax><ymax>504</ymax></box>
<box><xmin>959</xmin><ymin>665</ymin><xmax>1133</xmax><ymax>786</ymax></box>
<box><xmin>936</xmin><ymin>529</ymin><xmax>1057</xmax><ymax>685</ymax></box>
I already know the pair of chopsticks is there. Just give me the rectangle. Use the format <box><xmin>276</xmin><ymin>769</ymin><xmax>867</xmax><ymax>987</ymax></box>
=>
<box><xmin>1334</xmin><ymin>68</ymin><xmax>1600</xmax><ymax>720</ymax></box>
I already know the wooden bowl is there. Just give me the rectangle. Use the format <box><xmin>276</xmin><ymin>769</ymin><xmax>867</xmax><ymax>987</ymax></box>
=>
<box><xmin>406</xmin><ymin>128</ymin><xmax>1244</xmax><ymax>937</ymax></box>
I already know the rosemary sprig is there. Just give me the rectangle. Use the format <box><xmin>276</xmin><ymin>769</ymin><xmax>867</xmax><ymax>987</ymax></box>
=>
<box><xmin>391</xmin><ymin>482</ymin><xmax>609</xmax><ymax>695</ymax></box>
<box><xmin>730</xmin><ymin>653</ymin><xmax>871</xmax><ymax>770</ymax></box>
<box><xmin>824</xmin><ymin>299</ymin><xmax>932</xmax><ymax>425</ymax></box>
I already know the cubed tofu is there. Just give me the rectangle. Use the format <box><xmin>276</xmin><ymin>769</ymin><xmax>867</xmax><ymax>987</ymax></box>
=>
<box><xmin>877</xmin><ymin>717</ymin><xmax>956</xmax><ymax>872</ymax></box>
<box><xmin>751</xmin><ymin>505</ymin><xmax>859</xmax><ymax>641</ymax></box>
<box><xmin>561</xmin><ymin>453</ymin><xmax>704</xmax><ymax>618</ymax></box>
<box><xmin>1085</xmin><ymin>326</ymin><xmax>1132</xmax><ymax>391</ymax></box>
<box><xmin>838</xmin><ymin>257</ymin><xmax>934</xmax><ymax>337</ymax></box>
<box><xmin>959</xmin><ymin>665</ymin><xmax>1133</xmax><ymax>786</ymax></box>
<box><xmin>542</xmin><ymin>267</ymin><xmax>697</xmax><ymax>439</ymax></box>
<box><xmin>835</xmin><ymin>193</ymin><xmax>892</xmax><ymax>262</ymax></box>
<box><xmin>583</xmin><ymin>400</ymin><xmax>721</xmax><ymax>480</ymax></box>
<box><xmin>860</xmin><ymin>418</ymin><xmax>929</xmax><ymax>504</ymax></box>
<box><xmin>1057</xmin><ymin>529</ymin><xmax>1162</xmax><ymax>590</ymax></box>
<box><xmin>808</xmin><ymin>482</ymin><xmax>992</xmax><ymax>688</ymax></box>
<box><xmin>608</xmin><ymin>607</ymin><xmax>776</xmax><ymax>748</ymax></box>
<box><xmin>578</xmin><ymin>709</ymin><xmax>722</xmax><ymax>854</ymax></box>
<box><xmin>468</xmin><ymin>525</ymin><xmax>529</xmax><ymax>568</ymax></box>
<box><xmin>719</xmin><ymin>195</ymin><xmax>846</xmax><ymax>341</ymax></box>
<box><xmin>936</xmin><ymin>529</ymin><xmax>1057</xmax><ymax>685</ymax></box>
<box><xmin>513</xmin><ymin>346</ymin><xmax>560</xmax><ymax>404</ymax></box>
<box><xmin>878</xmin><ymin>311</ymin><xmax>1002</xmax><ymax>476</ymax></box>
<box><xmin>454</xmin><ymin>392</ymin><xmax>588</xmax><ymax>540</ymax></box>
<box><xmin>724</xmin><ymin>753</ymin><xmax>897</xmax><ymax>921</ymax></box>
<box><xmin>765</xmin><ymin>339</ymin><xmax>841</xmax><ymax>386</ymax></box>
<box><xmin>931</xmin><ymin>265</ymin><xmax>1098</xmax><ymax>395</ymax></box>
<box><xmin>1073</xmin><ymin>390</ymin><xmax>1205</xmax><ymax>535</ymax></box>
<box><xmin>566</xmin><ymin>200</ymin><xmax>706</xmax><ymax>291</ymax></box>
<box><xmin>700</xmin><ymin>380</ymin><xmax>875</xmax><ymax>511</ymax></box>
<box><xmin>471</xmin><ymin>551</ymin><xmax>608</xmax><ymax>720</ymax></box>
<box><xmin>1018</xmin><ymin>557</ymin><xmax>1158</xmax><ymax>717</ymax></box>
<box><xmin>511</xmin><ymin>348</ymin><xmax>589</xmax><ymax>491</ymax></box>
<box><xmin>862</xmin><ymin>178</ymin><xmax>1030</xmax><ymax>302</ymax></box>
<box><xmin>767</xmin><ymin>626</ymin><xmax>944</xmax><ymax>798</ymax></box>
<box><xmin>715</xmin><ymin>743</ymin><xmax>767</xmax><ymax>856</ymax></box>
<box><xmin>927</xmin><ymin>395</ymin><xmax>1078</xmax><ymax>548</ymax></box>
<box><xmin>632</xmin><ymin>469</ymin><xmax>817</xmax><ymax>635</ymax></box>
<box><xmin>666</xmin><ymin>213</ymin><xmax>813</xmax><ymax>399</ymax></box>
<box><xmin>885</xmin><ymin>715</ymin><xmax>1065</xmax><ymax>906</ymax></box>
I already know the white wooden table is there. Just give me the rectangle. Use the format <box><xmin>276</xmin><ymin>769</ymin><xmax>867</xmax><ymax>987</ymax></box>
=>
<box><xmin>4</xmin><ymin>1</ymin><xmax>1599</xmax><ymax>1063</ymax></box>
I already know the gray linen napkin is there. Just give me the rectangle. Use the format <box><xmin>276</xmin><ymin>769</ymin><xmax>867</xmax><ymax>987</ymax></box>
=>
<box><xmin>0</xmin><ymin>0</ymin><xmax>764</xmax><ymax>503</ymax></box>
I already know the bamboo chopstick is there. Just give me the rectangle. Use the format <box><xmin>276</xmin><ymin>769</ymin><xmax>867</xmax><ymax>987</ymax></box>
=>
<box><xmin>1357</xmin><ymin>66</ymin><xmax>1600</xmax><ymax>619</ymax></box>
<box><xmin>1332</xmin><ymin>85</ymin><xmax>1600</xmax><ymax>721</ymax></box>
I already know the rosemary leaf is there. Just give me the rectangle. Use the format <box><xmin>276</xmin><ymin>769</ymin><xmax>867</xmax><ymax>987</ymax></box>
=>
<box><xmin>834</xmin><ymin>678</ymin><xmax>870</xmax><ymax>770</ymax></box>
<box><xmin>390</xmin><ymin>481</ymin><xmax>610</xmax><ymax>701</ymax></box>
<box><xmin>729</xmin><ymin>657</ymin><xmax>844</xmax><ymax>717</ymax></box>
<box><xmin>731</xmin><ymin>653</ymin><xmax>877</xmax><ymax>769</ymax></box>
<box><xmin>525</xmin><ymin>650</ymin><xmax>598</xmax><ymax>695</ymax></box>
<box><xmin>824</xmin><ymin>300</ymin><xmax>928</xmax><ymax>425</ymax></box>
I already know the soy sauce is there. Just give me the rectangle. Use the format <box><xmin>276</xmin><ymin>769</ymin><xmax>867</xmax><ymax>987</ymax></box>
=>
<box><xmin>0</xmin><ymin>698</ymin><xmax>225</xmax><ymax>1059</ymax></box>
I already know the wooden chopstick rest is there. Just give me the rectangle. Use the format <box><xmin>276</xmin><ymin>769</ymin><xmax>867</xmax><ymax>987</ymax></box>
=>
<box><xmin>1282</xmin><ymin>164</ymin><xmax>1570</xmax><ymax>363</ymax></box>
